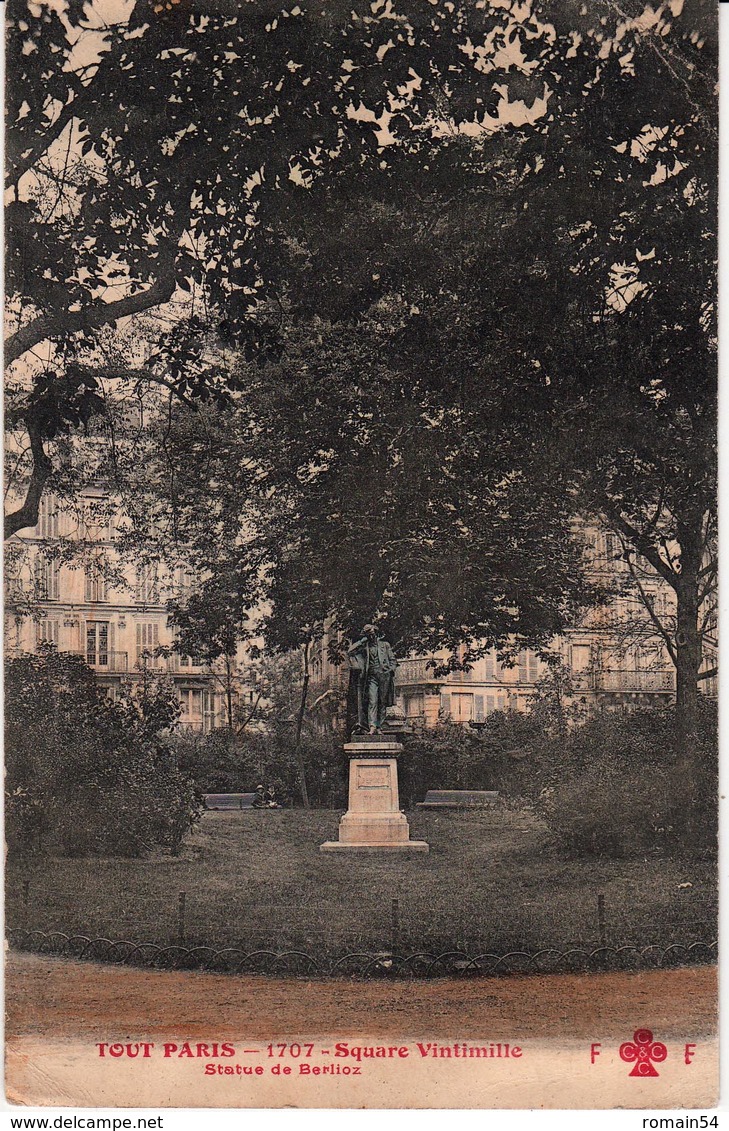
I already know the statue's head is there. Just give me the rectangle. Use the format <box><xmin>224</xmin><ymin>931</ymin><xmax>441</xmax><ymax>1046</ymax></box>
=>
<box><xmin>363</xmin><ymin>623</ymin><xmax>377</xmax><ymax>640</ymax></box>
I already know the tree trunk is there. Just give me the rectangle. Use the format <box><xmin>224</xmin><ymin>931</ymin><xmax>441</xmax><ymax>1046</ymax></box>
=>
<box><xmin>675</xmin><ymin>576</ymin><xmax>701</xmax><ymax>754</ymax></box>
<box><xmin>674</xmin><ymin>515</ymin><xmax>704</xmax><ymax>740</ymax></box>
<box><xmin>225</xmin><ymin>654</ymin><xmax>234</xmax><ymax>730</ymax></box>
<box><xmin>293</xmin><ymin>642</ymin><xmax>311</xmax><ymax>808</ymax></box>
<box><xmin>673</xmin><ymin>522</ymin><xmax>704</xmax><ymax>829</ymax></box>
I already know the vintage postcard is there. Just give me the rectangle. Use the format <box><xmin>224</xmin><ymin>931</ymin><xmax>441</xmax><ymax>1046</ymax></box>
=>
<box><xmin>4</xmin><ymin>0</ymin><xmax>719</xmax><ymax>1112</ymax></box>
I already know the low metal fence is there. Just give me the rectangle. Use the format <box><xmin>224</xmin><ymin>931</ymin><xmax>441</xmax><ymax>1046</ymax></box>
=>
<box><xmin>6</xmin><ymin>927</ymin><xmax>716</xmax><ymax>979</ymax></box>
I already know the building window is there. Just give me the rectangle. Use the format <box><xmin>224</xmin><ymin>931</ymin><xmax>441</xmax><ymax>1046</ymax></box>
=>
<box><xmin>136</xmin><ymin>622</ymin><xmax>160</xmax><ymax>661</ymax></box>
<box><xmin>571</xmin><ymin>644</ymin><xmax>592</xmax><ymax>672</ymax></box>
<box><xmin>36</xmin><ymin>494</ymin><xmax>59</xmax><ymax>539</ymax></box>
<box><xmin>136</xmin><ymin>565</ymin><xmax>158</xmax><ymax>605</ymax></box>
<box><xmin>405</xmin><ymin>693</ymin><xmax>424</xmax><ymax>718</ymax></box>
<box><xmin>35</xmin><ymin>555</ymin><xmax>60</xmax><ymax>601</ymax></box>
<box><xmin>451</xmin><ymin>692</ymin><xmax>474</xmax><ymax>723</ymax></box>
<box><xmin>83</xmin><ymin>498</ymin><xmax>114</xmax><ymax>541</ymax></box>
<box><xmin>203</xmin><ymin>689</ymin><xmax>216</xmax><ymax>731</ymax></box>
<box><xmin>653</xmin><ymin>591</ymin><xmax>670</xmax><ymax>619</ymax></box>
<box><xmin>87</xmin><ymin>621</ymin><xmax>110</xmax><ymax>667</ymax></box>
<box><xmin>174</xmin><ymin>566</ymin><xmax>195</xmax><ymax>594</ymax></box>
<box><xmin>85</xmin><ymin>565</ymin><xmax>108</xmax><ymax>603</ymax></box>
<box><xmin>517</xmin><ymin>650</ymin><xmax>539</xmax><ymax>683</ymax></box>
<box><xmin>179</xmin><ymin>687</ymin><xmax>203</xmax><ymax>721</ymax></box>
<box><xmin>36</xmin><ymin>618</ymin><xmax>59</xmax><ymax>647</ymax></box>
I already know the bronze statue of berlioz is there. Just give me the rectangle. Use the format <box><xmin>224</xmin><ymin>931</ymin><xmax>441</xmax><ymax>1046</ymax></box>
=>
<box><xmin>346</xmin><ymin>624</ymin><xmax>397</xmax><ymax>735</ymax></box>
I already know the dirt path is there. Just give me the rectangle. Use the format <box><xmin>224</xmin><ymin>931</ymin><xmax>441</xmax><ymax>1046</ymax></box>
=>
<box><xmin>6</xmin><ymin>951</ymin><xmax>717</xmax><ymax>1042</ymax></box>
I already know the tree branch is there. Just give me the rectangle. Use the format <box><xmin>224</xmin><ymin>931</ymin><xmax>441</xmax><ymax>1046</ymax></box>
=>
<box><xmin>76</xmin><ymin>365</ymin><xmax>200</xmax><ymax>411</ymax></box>
<box><xmin>235</xmin><ymin>691</ymin><xmax>263</xmax><ymax>732</ymax></box>
<box><xmin>622</xmin><ymin>547</ymin><xmax>677</xmax><ymax>666</ymax></box>
<box><xmin>600</xmin><ymin>502</ymin><xmax>676</xmax><ymax>585</ymax></box>
<box><xmin>6</xmin><ymin>270</ymin><xmax>178</xmax><ymax>367</ymax></box>
<box><xmin>4</xmin><ymin>416</ymin><xmax>53</xmax><ymax>538</ymax></box>
<box><xmin>7</xmin><ymin>99</ymin><xmax>79</xmax><ymax>193</ymax></box>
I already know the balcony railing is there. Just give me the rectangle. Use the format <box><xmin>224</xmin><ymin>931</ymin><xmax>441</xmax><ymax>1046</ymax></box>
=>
<box><xmin>396</xmin><ymin>660</ymin><xmax>676</xmax><ymax>696</ymax></box>
<box><xmin>395</xmin><ymin>658</ymin><xmax>442</xmax><ymax>685</ymax></box>
<box><xmin>70</xmin><ymin>650</ymin><xmax>129</xmax><ymax>672</ymax></box>
<box><xmin>594</xmin><ymin>669</ymin><xmax>675</xmax><ymax>693</ymax></box>
<box><xmin>68</xmin><ymin>651</ymin><xmax>214</xmax><ymax>676</ymax></box>
<box><xmin>134</xmin><ymin>653</ymin><xmax>210</xmax><ymax>675</ymax></box>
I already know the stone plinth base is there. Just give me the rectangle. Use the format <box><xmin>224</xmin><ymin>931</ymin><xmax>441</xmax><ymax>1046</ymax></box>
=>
<box><xmin>320</xmin><ymin>740</ymin><xmax>429</xmax><ymax>854</ymax></box>
<box><xmin>320</xmin><ymin>840</ymin><xmax>429</xmax><ymax>853</ymax></box>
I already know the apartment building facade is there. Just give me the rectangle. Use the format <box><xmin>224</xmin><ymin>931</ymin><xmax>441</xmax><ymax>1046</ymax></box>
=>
<box><xmin>307</xmin><ymin>526</ymin><xmax>717</xmax><ymax>730</ymax></box>
<box><xmin>7</xmin><ymin>499</ymin><xmax>716</xmax><ymax>734</ymax></box>
<box><xmin>5</xmin><ymin>490</ymin><xmax>237</xmax><ymax>732</ymax></box>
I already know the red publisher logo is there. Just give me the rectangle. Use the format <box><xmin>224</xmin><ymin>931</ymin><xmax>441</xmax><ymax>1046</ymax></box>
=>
<box><xmin>619</xmin><ymin>1030</ymin><xmax>668</xmax><ymax>1077</ymax></box>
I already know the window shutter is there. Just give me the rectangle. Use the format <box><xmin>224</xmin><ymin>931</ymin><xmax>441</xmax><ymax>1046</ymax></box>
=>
<box><xmin>440</xmin><ymin>692</ymin><xmax>451</xmax><ymax>717</ymax></box>
<box><xmin>518</xmin><ymin>650</ymin><xmax>527</xmax><ymax>682</ymax></box>
<box><xmin>85</xmin><ymin>621</ymin><xmax>95</xmax><ymax>665</ymax></box>
<box><xmin>486</xmin><ymin>695</ymin><xmax>495</xmax><ymax>714</ymax></box>
<box><xmin>36</xmin><ymin>618</ymin><xmax>59</xmax><ymax>646</ymax></box>
<box><xmin>474</xmin><ymin>694</ymin><xmax>484</xmax><ymax>722</ymax></box>
<box><xmin>485</xmin><ymin>653</ymin><xmax>494</xmax><ymax>680</ymax></box>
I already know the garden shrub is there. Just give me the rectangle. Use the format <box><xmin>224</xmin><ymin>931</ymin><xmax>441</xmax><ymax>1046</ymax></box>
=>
<box><xmin>537</xmin><ymin>703</ymin><xmax>717</xmax><ymax>857</ymax></box>
<box><xmin>5</xmin><ymin>647</ymin><xmax>201</xmax><ymax>857</ymax></box>
<box><xmin>171</xmin><ymin>725</ymin><xmax>348</xmax><ymax>808</ymax></box>
<box><xmin>399</xmin><ymin>697</ymin><xmax>717</xmax><ymax>858</ymax></box>
<box><xmin>539</xmin><ymin>760</ymin><xmax>675</xmax><ymax>858</ymax></box>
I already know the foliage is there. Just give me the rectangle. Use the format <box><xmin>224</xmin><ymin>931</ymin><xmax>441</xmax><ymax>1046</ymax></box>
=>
<box><xmin>399</xmin><ymin>697</ymin><xmax>717</xmax><ymax>857</ymax></box>
<box><xmin>537</xmin><ymin>704</ymin><xmax>718</xmax><ymax>857</ymax></box>
<box><xmin>215</xmin><ymin>2</ymin><xmax>715</xmax><ymax>698</ymax></box>
<box><xmin>6</xmin><ymin>0</ymin><xmax>717</xmax><ymax>784</ymax></box>
<box><xmin>242</xmin><ymin>312</ymin><xmax>600</xmax><ymax>661</ymax></box>
<box><xmin>5</xmin><ymin>648</ymin><xmax>201</xmax><ymax>857</ymax></box>
<box><xmin>173</xmin><ymin>727</ymin><xmax>347</xmax><ymax>808</ymax></box>
<box><xmin>5</xmin><ymin>0</ymin><xmax>589</xmax><ymax>538</ymax></box>
<box><xmin>166</xmin><ymin>565</ymin><xmax>254</xmax><ymax>664</ymax></box>
<box><xmin>399</xmin><ymin>720</ymin><xmax>497</xmax><ymax>808</ymax></box>
<box><xmin>540</xmin><ymin>761</ymin><xmax>676</xmax><ymax>860</ymax></box>
<box><xmin>398</xmin><ymin>707</ymin><xmax>569</xmax><ymax>807</ymax></box>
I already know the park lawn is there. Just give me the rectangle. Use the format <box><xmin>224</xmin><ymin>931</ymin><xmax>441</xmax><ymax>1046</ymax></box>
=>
<box><xmin>6</xmin><ymin>808</ymin><xmax>717</xmax><ymax>957</ymax></box>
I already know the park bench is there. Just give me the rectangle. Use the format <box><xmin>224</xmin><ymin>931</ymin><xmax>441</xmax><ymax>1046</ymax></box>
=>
<box><xmin>204</xmin><ymin>793</ymin><xmax>257</xmax><ymax>811</ymax></box>
<box><xmin>417</xmin><ymin>789</ymin><xmax>498</xmax><ymax>809</ymax></box>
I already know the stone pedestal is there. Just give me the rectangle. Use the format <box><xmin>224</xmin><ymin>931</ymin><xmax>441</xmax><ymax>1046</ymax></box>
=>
<box><xmin>320</xmin><ymin>739</ymin><xmax>429</xmax><ymax>853</ymax></box>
